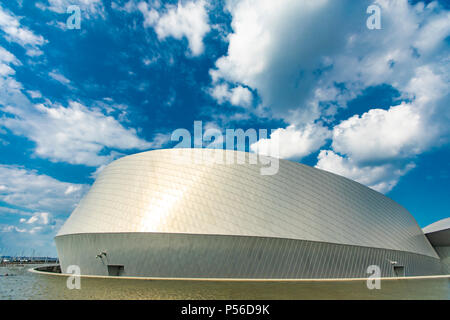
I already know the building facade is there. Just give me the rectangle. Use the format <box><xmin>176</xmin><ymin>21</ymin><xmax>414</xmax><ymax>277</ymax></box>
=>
<box><xmin>55</xmin><ymin>149</ymin><xmax>446</xmax><ymax>278</ymax></box>
<box><xmin>423</xmin><ymin>218</ymin><xmax>450</xmax><ymax>275</ymax></box>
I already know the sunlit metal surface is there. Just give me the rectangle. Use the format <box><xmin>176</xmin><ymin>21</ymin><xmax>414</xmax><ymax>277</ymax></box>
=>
<box><xmin>55</xmin><ymin>232</ymin><xmax>443</xmax><ymax>278</ymax></box>
<box><xmin>56</xmin><ymin>149</ymin><xmax>446</xmax><ymax>278</ymax></box>
<box><xmin>423</xmin><ymin>218</ymin><xmax>450</xmax><ymax>274</ymax></box>
<box><xmin>58</xmin><ymin>149</ymin><xmax>437</xmax><ymax>257</ymax></box>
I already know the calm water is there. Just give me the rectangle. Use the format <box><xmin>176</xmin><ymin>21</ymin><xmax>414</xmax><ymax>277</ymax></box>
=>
<box><xmin>0</xmin><ymin>265</ymin><xmax>449</xmax><ymax>300</ymax></box>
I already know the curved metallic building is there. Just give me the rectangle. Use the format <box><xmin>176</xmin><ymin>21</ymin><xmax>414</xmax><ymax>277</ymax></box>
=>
<box><xmin>55</xmin><ymin>148</ymin><xmax>446</xmax><ymax>278</ymax></box>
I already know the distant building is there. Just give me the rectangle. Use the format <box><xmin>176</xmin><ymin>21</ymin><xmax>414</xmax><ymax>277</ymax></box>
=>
<box><xmin>56</xmin><ymin>149</ymin><xmax>447</xmax><ymax>278</ymax></box>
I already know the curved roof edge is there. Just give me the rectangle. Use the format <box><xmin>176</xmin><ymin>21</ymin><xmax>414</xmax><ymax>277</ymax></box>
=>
<box><xmin>117</xmin><ymin>148</ymin><xmax>410</xmax><ymax>204</ymax></box>
<box><xmin>423</xmin><ymin>218</ymin><xmax>450</xmax><ymax>234</ymax></box>
<box><xmin>423</xmin><ymin>218</ymin><xmax>450</xmax><ymax>247</ymax></box>
<box><xmin>58</xmin><ymin>148</ymin><xmax>438</xmax><ymax>258</ymax></box>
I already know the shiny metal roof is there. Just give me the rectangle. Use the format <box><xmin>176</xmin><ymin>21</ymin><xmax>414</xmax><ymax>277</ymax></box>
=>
<box><xmin>423</xmin><ymin>218</ymin><xmax>450</xmax><ymax>234</ymax></box>
<box><xmin>57</xmin><ymin>148</ymin><xmax>438</xmax><ymax>258</ymax></box>
<box><xmin>423</xmin><ymin>218</ymin><xmax>450</xmax><ymax>247</ymax></box>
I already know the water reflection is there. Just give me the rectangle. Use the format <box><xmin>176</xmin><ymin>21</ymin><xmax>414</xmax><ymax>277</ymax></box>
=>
<box><xmin>1</xmin><ymin>265</ymin><xmax>449</xmax><ymax>300</ymax></box>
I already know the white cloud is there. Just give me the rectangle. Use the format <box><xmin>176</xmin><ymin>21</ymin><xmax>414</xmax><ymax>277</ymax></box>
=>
<box><xmin>0</xmin><ymin>46</ymin><xmax>20</xmax><ymax>65</ymax></box>
<box><xmin>37</xmin><ymin>0</ymin><xmax>104</xmax><ymax>18</ymax></box>
<box><xmin>26</xmin><ymin>48</ymin><xmax>44</xmax><ymax>57</ymax></box>
<box><xmin>210</xmin><ymin>0</ymin><xmax>449</xmax><ymax>120</ymax></box>
<box><xmin>404</xmin><ymin>65</ymin><xmax>449</xmax><ymax>112</ymax></box>
<box><xmin>150</xmin><ymin>132</ymin><xmax>171</xmax><ymax>148</ymax></box>
<box><xmin>64</xmin><ymin>185</ymin><xmax>81</xmax><ymax>195</ymax></box>
<box><xmin>316</xmin><ymin>150</ymin><xmax>415</xmax><ymax>193</ymax></box>
<box><xmin>2</xmin><ymin>225</ymin><xmax>26</xmax><ymax>233</ymax></box>
<box><xmin>210</xmin><ymin>83</ymin><xmax>252</xmax><ymax>107</ymax></box>
<box><xmin>138</xmin><ymin>1</ymin><xmax>160</xmax><ymax>26</ymax></box>
<box><xmin>89</xmin><ymin>163</ymin><xmax>107</xmax><ymax>179</ymax></box>
<box><xmin>413</xmin><ymin>9</ymin><xmax>450</xmax><ymax>54</ymax></box>
<box><xmin>318</xmin><ymin>65</ymin><xmax>449</xmax><ymax>192</ymax></box>
<box><xmin>27</xmin><ymin>90</ymin><xmax>42</xmax><ymax>99</ymax></box>
<box><xmin>138</xmin><ymin>0</ymin><xmax>211</xmax><ymax>56</ymax></box>
<box><xmin>0</xmin><ymin>5</ymin><xmax>46</xmax><ymax>51</ymax></box>
<box><xmin>210</xmin><ymin>83</ymin><xmax>229</xmax><ymax>103</ymax></box>
<box><xmin>229</xmin><ymin>86</ymin><xmax>252</xmax><ymax>106</ymax></box>
<box><xmin>0</xmin><ymin>63</ymin><xmax>14</xmax><ymax>76</ymax></box>
<box><xmin>0</xmin><ymin>165</ymin><xmax>88</xmax><ymax>214</ymax></box>
<box><xmin>48</xmin><ymin>69</ymin><xmax>71</xmax><ymax>85</ymax></box>
<box><xmin>20</xmin><ymin>212</ymin><xmax>50</xmax><ymax>226</ymax></box>
<box><xmin>29</xmin><ymin>226</ymin><xmax>43</xmax><ymax>234</ymax></box>
<box><xmin>213</xmin><ymin>0</ymin><xmax>449</xmax><ymax>193</ymax></box>
<box><xmin>26</xmin><ymin>215</ymin><xmax>39</xmax><ymax>224</ymax></box>
<box><xmin>331</xmin><ymin>103</ymin><xmax>428</xmax><ymax>164</ymax></box>
<box><xmin>0</xmin><ymin>100</ymin><xmax>155</xmax><ymax>166</ymax></box>
<box><xmin>251</xmin><ymin>123</ymin><xmax>331</xmax><ymax>160</ymax></box>
<box><xmin>0</xmin><ymin>46</ymin><xmax>20</xmax><ymax>76</ymax></box>
<box><xmin>0</xmin><ymin>215</ymin><xmax>63</xmax><ymax>255</ymax></box>
<box><xmin>112</xmin><ymin>0</ymin><xmax>141</xmax><ymax>13</ymax></box>
<box><xmin>0</xmin><ymin>73</ymin><xmax>21</xmax><ymax>91</ymax></box>
<box><xmin>210</xmin><ymin>0</ymin><xmax>360</xmax><ymax>119</ymax></box>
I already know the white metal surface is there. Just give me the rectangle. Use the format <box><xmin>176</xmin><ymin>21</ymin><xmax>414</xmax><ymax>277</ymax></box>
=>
<box><xmin>57</xmin><ymin>148</ymin><xmax>438</xmax><ymax>258</ymax></box>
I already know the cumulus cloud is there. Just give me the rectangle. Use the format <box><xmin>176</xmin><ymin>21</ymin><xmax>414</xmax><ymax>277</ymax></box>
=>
<box><xmin>212</xmin><ymin>1</ymin><xmax>449</xmax><ymax>114</ymax></box>
<box><xmin>210</xmin><ymin>0</ymin><xmax>364</xmax><ymax>119</ymax></box>
<box><xmin>318</xmin><ymin>64</ymin><xmax>449</xmax><ymax>192</ymax></box>
<box><xmin>210</xmin><ymin>0</ymin><xmax>365</xmax><ymax>161</ymax></box>
<box><xmin>316</xmin><ymin>150</ymin><xmax>416</xmax><ymax>193</ymax></box>
<box><xmin>1</xmin><ymin>225</ymin><xmax>26</xmax><ymax>233</ymax></box>
<box><xmin>217</xmin><ymin>0</ymin><xmax>449</xmax><ymax>192</ymax></box>
<box><xmin>331</xmin><ymin>103</ymin><xmax>427</xmax><ymax>164</ymax></box>
<box><xmin>251</xmin><ymin>123</ymin><xmax>331</xmax><ymax>160</ymax></box>
<box><xmin>137</xmin><ymin>1</ymin><xmax>160</xmax><ymax>26</ymax></box>
<box><xmin>412</xmin><ymin>5</ymin><xmax>450</xmax><ymax>54</ymax></box>
<box><xmin>27</xmin><ymin>90</ymin><xmax>42</xmax><ymax>99</ymax></box>
<box><xmin>210</xmin><ymin>83</ymin><xmax>252</xmax><ymax>107</ymax></box>
<box><xmin>138</xmin><ymin>0</ymin><xmax>211</xmax><ymax>56</ymax></box>
<box><xmin>211</xmin><ymin>0</ymin><xmax>449</xmax><ymax>119</ymax></box>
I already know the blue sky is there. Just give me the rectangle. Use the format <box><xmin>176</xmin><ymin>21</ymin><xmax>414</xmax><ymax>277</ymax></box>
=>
<box><xmin>0</xmin><ymin>0</ymin><xmax>449</xmax><ymax>256</ymax></box>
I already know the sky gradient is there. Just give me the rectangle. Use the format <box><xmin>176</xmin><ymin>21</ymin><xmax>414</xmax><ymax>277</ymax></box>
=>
<box><xmin>0</xmin><ymin>0</ymin><xmax>449</xmax><ymax>256</ymax></box>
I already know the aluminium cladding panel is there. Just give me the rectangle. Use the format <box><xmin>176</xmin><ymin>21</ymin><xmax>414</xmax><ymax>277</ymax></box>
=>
<box><xmin>57</xmin><ymin>148</ymin><xmax>438</xmax><ymax>258</ymax></box>
<box><xmin>55</xmin><ymin>233</ymin><xmax>443</xmax><ymax>278</ymax></box>
<box><xmin>423</xmin><ymin>218</ymin><xmax>450</xmax><ymax>234</ymax></box>
<box><xmin>434</xmin><ymin>247</ymin><xmax>450</xmax><ymax>274</ymax></box>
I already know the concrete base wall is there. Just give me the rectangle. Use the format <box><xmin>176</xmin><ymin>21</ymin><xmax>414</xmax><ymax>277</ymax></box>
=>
<box><xmin>55</xmin><ymin>232</ymin><xmax>444</xmax><ymax>279</ymax></box>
